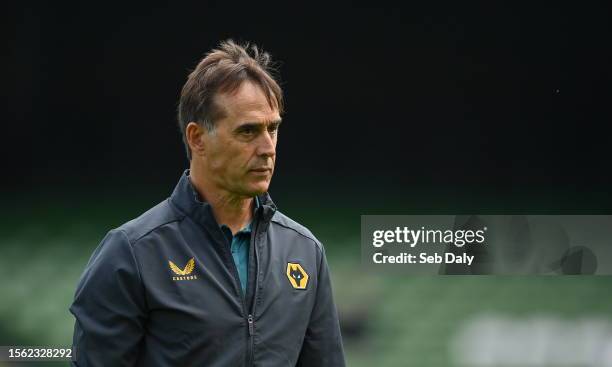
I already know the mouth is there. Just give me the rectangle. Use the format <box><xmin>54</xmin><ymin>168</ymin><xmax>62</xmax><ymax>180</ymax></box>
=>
<box><xmin>249</xmin><ymin>167</ymin><xmax>272</xmax><ymax>173</ymax></box>
<box><xmin>248</xmin><ymin>167</ymin><xmax>272</xmax><ymax>177</ymax></box>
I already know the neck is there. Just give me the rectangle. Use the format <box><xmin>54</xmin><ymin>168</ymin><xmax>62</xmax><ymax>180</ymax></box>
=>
<box><xmin>189</xmin><ymin>163</ymin><xmax>253</xmax><ymax>235</ymax></box>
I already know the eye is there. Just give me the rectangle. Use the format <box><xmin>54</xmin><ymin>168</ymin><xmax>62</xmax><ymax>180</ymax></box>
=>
<box><xmin>268</xmin><ymin>124</ymin><xmax>280</xmax><ymax>135</ymax></box>
<box><xmin>237</xmin><ymin>125</ymin><xmax>257</xmax><ymax>138</ymax></box>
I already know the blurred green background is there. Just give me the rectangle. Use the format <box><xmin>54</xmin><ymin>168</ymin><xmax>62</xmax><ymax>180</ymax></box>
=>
<box><xmin>1</xmin><ymin>181</ymin><xmax>611</xmax><ymax>367</ymax></box>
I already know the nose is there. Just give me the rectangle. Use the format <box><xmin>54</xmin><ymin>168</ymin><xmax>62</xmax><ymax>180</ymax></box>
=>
<box><xmin>256</xmin><ymin>130</ymin><xmax>276</xmax><ymax>158</ymax></box>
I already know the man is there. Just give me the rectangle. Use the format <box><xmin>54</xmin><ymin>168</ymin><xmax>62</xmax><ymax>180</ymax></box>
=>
<box><xmin>69</xmin><ymin>40</ymin><xmax>346</xmax><ymax>366</ymax></box>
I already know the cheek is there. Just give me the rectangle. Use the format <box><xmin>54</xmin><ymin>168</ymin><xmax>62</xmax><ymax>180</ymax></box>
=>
<box><xmin>207</xmin><ymin>139</ymin><xmax>257</xmax><ymax>174</ymax></box>
<box><xmin>225</xmin><ymin>145</ymin><xmax>253</xmax><ymax>171</ymax></box>
<box><xmin>207</xmin><ymin>144</ymin><xmax>236</xmax><ymax>172</ymax></box>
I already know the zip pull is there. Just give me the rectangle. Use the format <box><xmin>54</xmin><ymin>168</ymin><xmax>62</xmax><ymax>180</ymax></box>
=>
<box><xmin>247</xmin><ymin>314</ymin><xmax>254</xmax><ymax>336</ymax></box>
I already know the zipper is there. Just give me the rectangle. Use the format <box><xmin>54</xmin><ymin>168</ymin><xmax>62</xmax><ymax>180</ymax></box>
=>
<box><xmin>246</xmin><ymin>313</ymin><xmax>254</xmax><ymax>366</ymax></box>
<box><xmin>235</xmin><ymin>204</ymin><xmax>267</xmax><ymax>366</ymax></box>
<box><xmin>248</xmin><ymin>314</ymin><xmax>254</xmax><ymax>335</ymax></box>
<box><xmin>220</xmin><ymin>217</ymin><xmax>255</xmax><ymax>366</ymax></box>
<box><xmin>246</xmin><ymin>211</ymin><xmax>262</xmax><ymax>366</ymax></box>
<box><xmin>248</xmin><ymin>202</ymin><xmax>274</xmax><ymax>366</ymax></box>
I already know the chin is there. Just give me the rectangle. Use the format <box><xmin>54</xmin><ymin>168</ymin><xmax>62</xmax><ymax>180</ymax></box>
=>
<box><xmin>247</xmin><ymin>181</ymin><xmax>270</xmax><ymax>196</ymax></box>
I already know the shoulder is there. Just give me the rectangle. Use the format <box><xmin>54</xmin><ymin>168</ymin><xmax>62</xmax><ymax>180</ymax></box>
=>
<box><xmin>76</xmin><ymin>199</ymin><xmax>182</xmax><ymax>292</ymax></box>
<box><xmin>83</xmin><ymin>199</ymin><xmax>180</xmax><ymax>272</ymax></box>
<box><xmin>115</xmin><ymin>199</ymin><xmax>182</xmax><ymax>246</ymax></box>
<box><xmin>270</xmin><ymin>210</ymin><xmax>324</xmax><ymax>253</ymax></box>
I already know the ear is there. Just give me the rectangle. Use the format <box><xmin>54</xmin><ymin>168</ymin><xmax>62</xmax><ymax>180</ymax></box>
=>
<box><xmin>186</xmin><ymin>122</ymin><xmax>206</xmax><ymax>157</ymax></box>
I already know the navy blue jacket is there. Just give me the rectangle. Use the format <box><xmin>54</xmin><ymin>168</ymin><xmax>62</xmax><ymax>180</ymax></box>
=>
<box><xmin>70</xmin><ymin>170</ymin><xmax>346</xmax><ymax>366</ymax></box>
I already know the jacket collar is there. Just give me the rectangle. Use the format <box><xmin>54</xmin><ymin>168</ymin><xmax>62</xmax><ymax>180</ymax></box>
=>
<box><xmin>170</xmin><ymin>169</ymin><xmax>277</xmax><ymax>231</ymax></box>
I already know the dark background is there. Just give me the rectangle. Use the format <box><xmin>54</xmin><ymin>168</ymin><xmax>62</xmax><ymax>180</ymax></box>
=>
<box><xmin>6</xmin><ymin>2</ymin><xmax>611</xmax><ymax>210</ymax></box>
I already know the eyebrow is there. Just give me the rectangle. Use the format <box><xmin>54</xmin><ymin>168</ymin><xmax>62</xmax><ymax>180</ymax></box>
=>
<box><xmin>235</xmin><ymin>119</ymin><xmax>283</xmax><ymax>129</ymax></box>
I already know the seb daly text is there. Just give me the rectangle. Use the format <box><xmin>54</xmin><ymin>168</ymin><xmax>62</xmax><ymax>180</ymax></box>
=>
<box><xmin>371</xmin><ymin>226</ymin><xmax>487</xmax><ymax>266</ymax></box>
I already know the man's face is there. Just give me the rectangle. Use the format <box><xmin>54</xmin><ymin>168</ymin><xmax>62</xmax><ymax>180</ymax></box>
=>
<box><xmin>199</xmin><ymin>81</ymin><xmax>281</xmax><ymax>198</ymax></box>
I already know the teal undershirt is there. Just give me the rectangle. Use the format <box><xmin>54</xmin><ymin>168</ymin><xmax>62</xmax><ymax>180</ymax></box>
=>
<box><xmin>219</xmin><ymin>197</ymin><xmax>259</xmax><ymax>295</ymax></box>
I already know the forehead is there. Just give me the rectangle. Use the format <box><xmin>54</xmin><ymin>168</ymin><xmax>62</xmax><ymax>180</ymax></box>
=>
<box><xmin>214</xmin><ymin>80</ymin><xmax>280</xmax><ymax>125</ymax></box>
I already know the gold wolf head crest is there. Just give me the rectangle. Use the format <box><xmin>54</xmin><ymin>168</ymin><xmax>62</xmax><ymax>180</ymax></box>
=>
<box><xmin>169</xmin><ymin>258</ymin><xmax>195</xmax><ymax>275</ymax></box>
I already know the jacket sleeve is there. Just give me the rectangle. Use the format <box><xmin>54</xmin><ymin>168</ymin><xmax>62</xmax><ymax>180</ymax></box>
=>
<box><xmin>69</xmin><ymin>229</ymin><xmax>147</xmax><ymax>366</ymax></box>
<box><xmin>296</xmin><ymin>245</ymin><xmax>346</xmax><ymax>367</ymax></box>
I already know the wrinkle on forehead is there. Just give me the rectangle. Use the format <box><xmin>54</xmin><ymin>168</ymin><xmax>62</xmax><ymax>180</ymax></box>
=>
<box><xmin>214</xmin><ymin>81</ymin><xmax>280</xmax><ymax>123</ymax></box>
